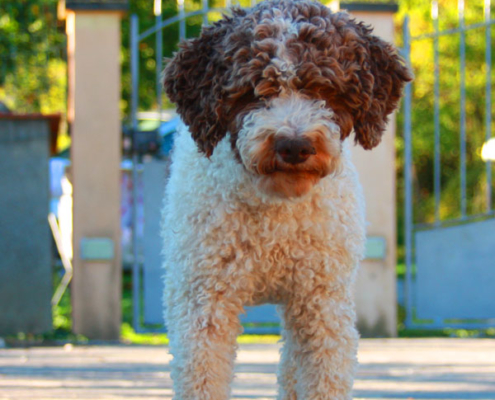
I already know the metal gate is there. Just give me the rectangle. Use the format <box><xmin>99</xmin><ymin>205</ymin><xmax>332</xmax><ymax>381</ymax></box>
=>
<box><xmin>129</xmin><ymin>0</ymin><xmax>280</xmax><ymax>334</ymax></box>
<box><xmin>402</xmin><ymin>1</ymin><xmax>495</xmax><ymax>330</ymax></box>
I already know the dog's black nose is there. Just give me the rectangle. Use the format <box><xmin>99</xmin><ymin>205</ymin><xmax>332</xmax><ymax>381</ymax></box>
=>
<box><xmin>275</xmin><ymin>138</ymin><xmax>316</xmax><ymax>165</ymax></box>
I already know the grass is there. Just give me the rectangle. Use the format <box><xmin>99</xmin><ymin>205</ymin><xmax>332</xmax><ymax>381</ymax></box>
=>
<box><xmin>120</xmin><ymin>322</ymin><xmax>169</xmax><ymax>345</ymax></box>
<box><xmin>398</xmin><ymin>327</ymin><xmax>495</xmax><ymax>338</ymax></box>
<box><xmin>396</xmin><ymin>304</ymin><xmax>495</xmax><ymax>338</ymax></box>
<box><xmin>120</xmin><ymin>322</ymin><xmax>281</xmax><ymax>345</ymax></box>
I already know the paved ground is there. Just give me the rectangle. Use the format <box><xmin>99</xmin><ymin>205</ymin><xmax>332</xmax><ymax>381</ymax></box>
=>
<box><xmin>0</xmin><ymin>339</ymin><xmax>494</xmax><ymax>400</ymax></box>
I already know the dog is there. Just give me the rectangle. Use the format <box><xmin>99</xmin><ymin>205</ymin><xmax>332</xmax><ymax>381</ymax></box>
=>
<box><xmin>161</xmin><ymin>1</ymin><xmax>412</xmax><ymax>399</ymax></box>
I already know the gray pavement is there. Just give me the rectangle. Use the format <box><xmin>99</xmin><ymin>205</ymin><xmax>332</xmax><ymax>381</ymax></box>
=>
<box><xmin>0</xmin><ymin>339</ymin><xmax>494</xmax><ymax>400</ymax></box>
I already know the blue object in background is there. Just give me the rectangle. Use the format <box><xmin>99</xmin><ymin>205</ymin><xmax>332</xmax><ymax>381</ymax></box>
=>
<box><xmin>158</xmin><ymin>116</ymin><xmax>178</xmax><ymax>156</ymax></box>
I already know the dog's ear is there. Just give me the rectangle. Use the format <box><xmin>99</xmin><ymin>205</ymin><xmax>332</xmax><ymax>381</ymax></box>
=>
<box><xmin>347</xmin><ymin>22</ymin><xmax>413</xmax><ymax>150</ymax></box>
<box><xmin>163</xmin><ymin>13</ymin><xmax>243</xmax><ymax>157</ymax></box>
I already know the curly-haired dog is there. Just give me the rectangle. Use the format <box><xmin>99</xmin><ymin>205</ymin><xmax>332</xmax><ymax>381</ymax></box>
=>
<box><xmin>161</xmin><ymin>1</ymin><xmax>412</xmax><ymax>399</ymax></box>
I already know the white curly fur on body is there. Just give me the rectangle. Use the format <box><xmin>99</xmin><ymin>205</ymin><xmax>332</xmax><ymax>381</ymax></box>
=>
<box><xmin>163</xmin><ymin>123</ymin><xmax>366</xmax><ymax>400</ymax></box>
<box><xmin>161</xmin><ymin>1</ymin><xmax>411</xmax><ymax>398</ymax></box>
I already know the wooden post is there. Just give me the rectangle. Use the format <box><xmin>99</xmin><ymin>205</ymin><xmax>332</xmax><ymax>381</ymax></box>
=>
<box><xmin>64</xmin><ymin>0</ymin><xmax>128</xmax><ymax>340</ymax></box>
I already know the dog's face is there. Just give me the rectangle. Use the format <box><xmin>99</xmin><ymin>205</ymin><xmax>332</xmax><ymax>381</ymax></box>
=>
<box><xmin>236</xmin><ymin>95</ymin><xmax>342</xmax><ymax>197</ymax></box>
<box><xmin>164</xmin><ymin>0</ymin><xmax>412</xmax><ymax>198</ymax></box>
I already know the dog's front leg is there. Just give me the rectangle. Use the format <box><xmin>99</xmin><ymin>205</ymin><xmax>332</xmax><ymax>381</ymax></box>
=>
<box><xmin>283</xmin><ymin>286</ymin><xmax>359</xmax><ymax>400</ymax></box>
<box><xmin>166</xmin><ymin>284</ymin><xmax>244</xmax><ymax>400</ymax></box>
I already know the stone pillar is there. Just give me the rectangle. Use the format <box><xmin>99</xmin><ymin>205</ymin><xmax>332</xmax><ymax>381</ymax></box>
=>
<box><xmin>64</xmin><ymin>0</ymin><xmax>128</xmax><ymax>340</ymax></box>
<box><xmin>340</xmin><ymin>2</ymin><xmax>400</xmax><ymax>337</ymax></box>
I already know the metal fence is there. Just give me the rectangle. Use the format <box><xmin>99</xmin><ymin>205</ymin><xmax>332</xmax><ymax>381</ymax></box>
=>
<box><xmin>402</xmin><ymin>0</ymin><xmax>495</xmax><ymax>330</ymax></box>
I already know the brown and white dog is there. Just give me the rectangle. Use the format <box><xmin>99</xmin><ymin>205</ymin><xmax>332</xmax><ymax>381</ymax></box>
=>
<box><xmin>161</xmin><ymin>1</ymin><xmax>411</xmax><ymax>399</ymax></box>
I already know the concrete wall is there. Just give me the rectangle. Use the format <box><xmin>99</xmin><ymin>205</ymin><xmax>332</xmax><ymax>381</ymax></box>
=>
<box><xmin>66</xmin><ymin>11</ymin><xmax>122</xmax><ymax>340</ymax></box>
<box><xmin>346</xmin><ymin>8</ymin><xmax>399</xmax><ymax>337</ymax></box>
<box><xmin>0</xmin><ymin>118</ymin><xmax>52</xmax><ymax>335</ymax></box>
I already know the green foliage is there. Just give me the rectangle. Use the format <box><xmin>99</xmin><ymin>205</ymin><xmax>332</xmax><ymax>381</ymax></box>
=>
<box><xmin>395</xmin><ymin>1</ymin><xmax>495</xmax><ymax>263</ymax></box>
<box><xmin>0</xmin><ymin>0</ymin><xmax>66</xmax><ymax>114</ymax></box>
<box><xmin>121</xmin><ymin>0</ymin><xmax>213</xmax><ymax>120</ymax></box>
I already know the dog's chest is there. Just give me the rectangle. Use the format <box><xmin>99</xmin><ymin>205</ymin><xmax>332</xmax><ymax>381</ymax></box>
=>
<box><xmin>164</xmin><ymin>131</ymin><xmax>364</xmax><ymax>299</ymax></box>
<box><xmin>196</xmin><ymin>198</ymin><xmax>342</xmax><ymax>303</ymax></box>
<box><xmin>203</xmin><ymin>191</ymin><xmax>347</xmax><ymax>261</ymax></box>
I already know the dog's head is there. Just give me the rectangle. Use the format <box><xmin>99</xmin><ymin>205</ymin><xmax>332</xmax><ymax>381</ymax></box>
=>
<box><xmin>164</xmin><ymin>0</ymin><xmax>412</xmax><ymax>198</ymax></box>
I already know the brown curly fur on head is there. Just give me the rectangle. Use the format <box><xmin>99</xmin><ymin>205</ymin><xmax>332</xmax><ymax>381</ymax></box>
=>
<box><xmin>163</xmin><ymin>0</ymin><xmax>412</xmax><ymax>156</ymax></box>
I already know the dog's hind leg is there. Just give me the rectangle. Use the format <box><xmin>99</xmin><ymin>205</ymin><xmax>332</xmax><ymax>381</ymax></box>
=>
<box><xmin>166</xmin><ymin>284</ymin><xmax>244</xmax><ymax>400</ymax></box>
